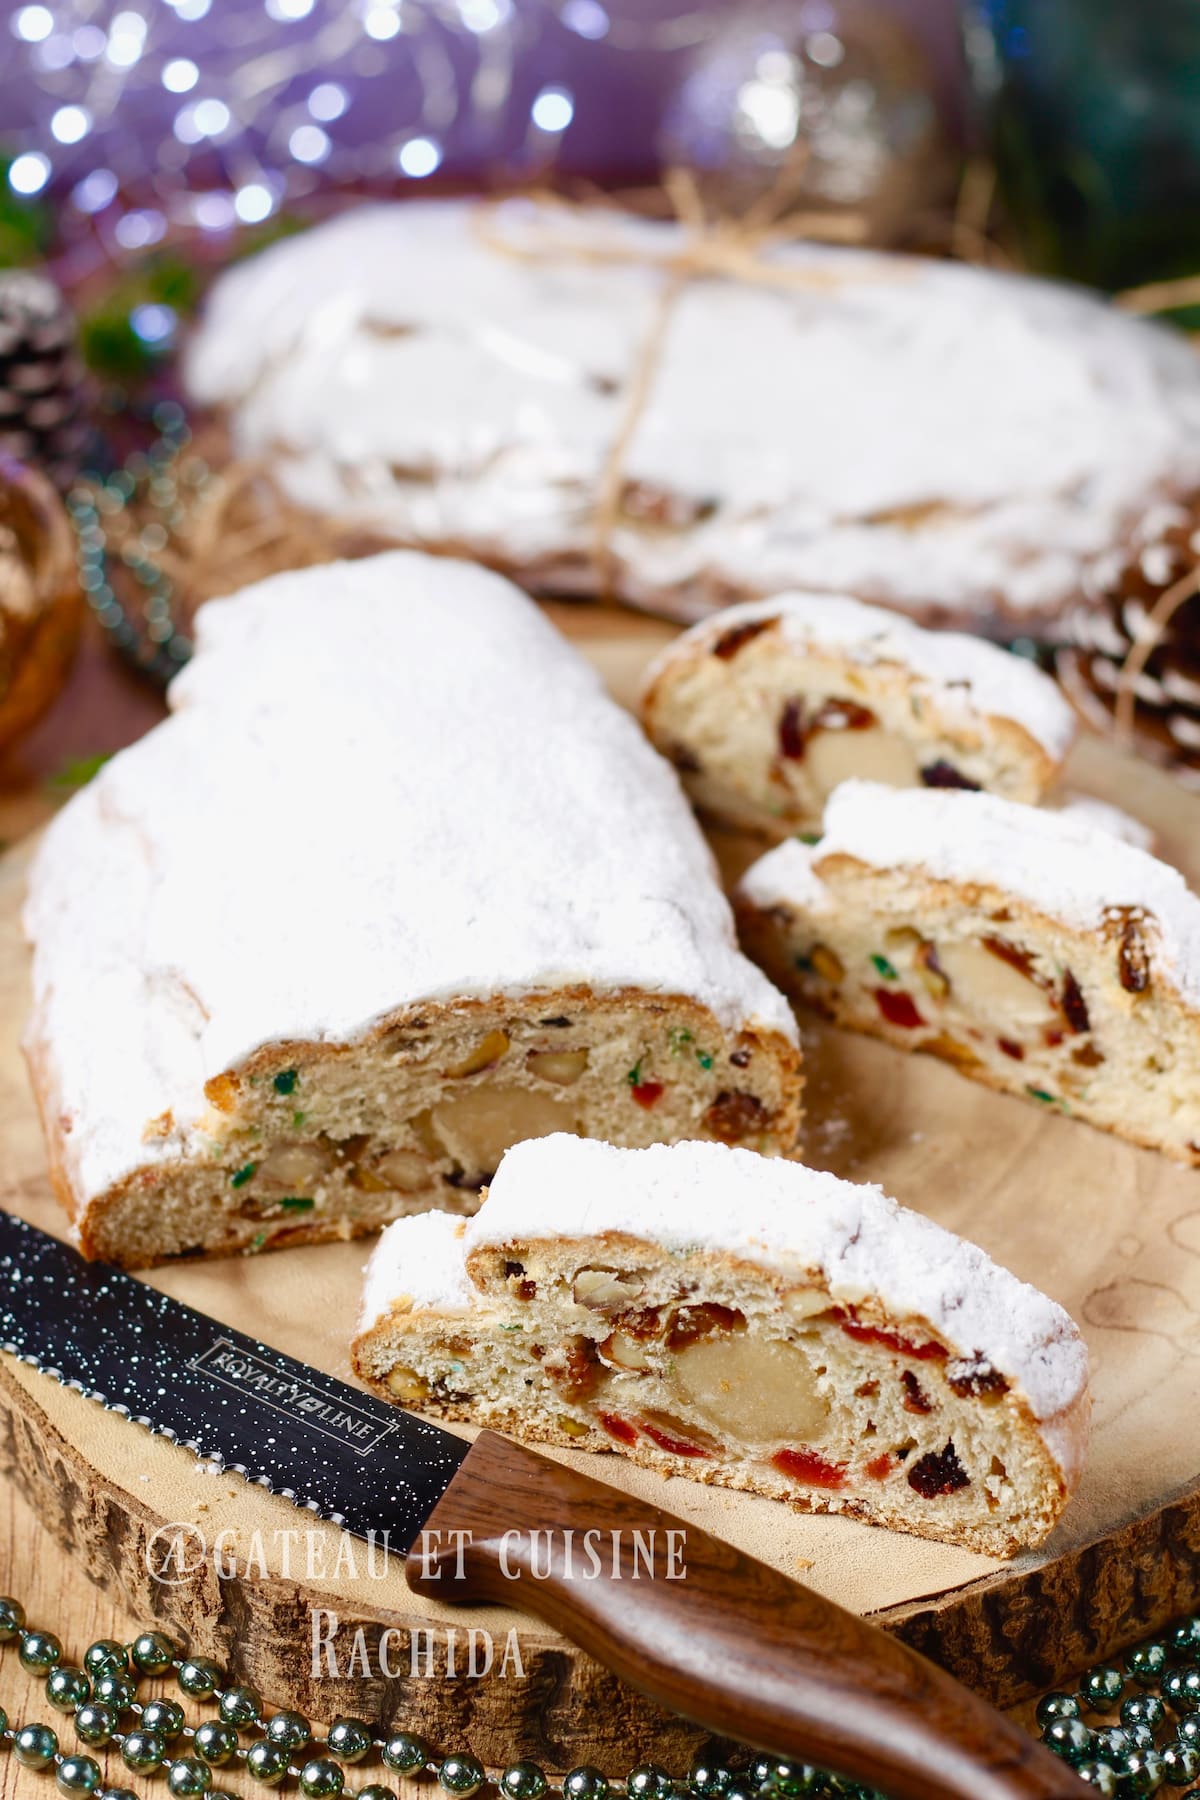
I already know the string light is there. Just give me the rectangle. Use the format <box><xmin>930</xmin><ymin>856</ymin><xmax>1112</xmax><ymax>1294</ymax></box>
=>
<box><xmin>530</xmin><ymin>85</ymin><xmax>574</xmax><ymax>132</ymax></box>
<box><xmin>396</xmin><ymin>135</ymin><xmax>442</xmax><ymax>176</ymax></box>
<box><xmin>8</xmin><ymin>152</ymin><xmax>51</xmax><ymax>195</ymax></box>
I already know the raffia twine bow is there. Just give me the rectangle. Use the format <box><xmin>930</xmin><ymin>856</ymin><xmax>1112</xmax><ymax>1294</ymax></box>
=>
<box><xmin>474</xmin><ymin>164</ymin><xmax>873</xmax><ymax>593</ymax></box>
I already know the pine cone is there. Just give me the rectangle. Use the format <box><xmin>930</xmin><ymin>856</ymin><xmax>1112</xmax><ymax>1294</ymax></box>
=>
<box><xmin>1056</xmin><ymin>501</ymin><xmax>1200</xmax><ymax>787</ymax></box>
<box><xmin>0</xmin><ymin>269</ymin><xmax>90</xmax><ymax>491</ymax></box>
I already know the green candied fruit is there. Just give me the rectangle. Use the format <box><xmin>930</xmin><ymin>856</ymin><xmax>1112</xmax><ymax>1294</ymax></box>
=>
<box><xmin>626</xmin><ymin>1060</ymin><xmax>642</xmax><ymax>1087</ymax></box>
<box><xmin>230</xmin><ymin>1162</ymin><xmax>258</xmax><ymax>1189</ymax></box>
<box><xmin>870</xmin><ymin>953</ymin><xmax>898</xmax><ymax>981</ymax></box>
<box><xmin>1026</xmin><ymin>1086</ymin><xmax>1066</xmax><ymax>1110</ymax></box>
<box><xmin>696</xmin><ymin>1050</ymin><xmax>714</xmax><ymax>1070</ymax></box>
<box><xmin>279</xmin><ymin>1197</ymin><xmax>314</xmax><ymax>1212</ymax></box>
<box><xmin>273</xmin><ymin>1069</ymin><xmax>298</xmax><ymax>1095</ymax></box>
<box><xmin>798</xmin><ymin>831</ymin><xmax>822</xmax><ymax>846</ymax></box>
<box><xmin>292</xmin><ymin>1110</ymin><xmax>307</xmax><ymax>1128</ymax></box>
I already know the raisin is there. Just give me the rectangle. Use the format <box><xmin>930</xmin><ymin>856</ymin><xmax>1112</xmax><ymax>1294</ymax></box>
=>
<box><xmin>907</xmin><ymin>1442</ymin><xmax>970</xmax><ymax>1498</ymax></box>
<box><xmin>713</xmin><ymin>618</ymin><xmax>773</xmax><ymax>659</ymax></box>
<box><xmin>516</xmin><ymin>1280</ymin><xmax>537</xmax><ymax>1301</ymax></box>
<box><xmin>538</xmin><ymin>1016</ymin><xmax>573</xmax><ymax>1028</ymax></box>
<box><xmin>504</xmin><ymin>1260</ymin><xmax>525</xmax><ymax>1278</ymax></box>
<box><xmin>997</xmin><ymin>1038</ymin><xmax>1025</xmax><ymax>1061</ymax></box>
<box><xmin>1061</xmin><ymin>970</ymin><xmax>1090</xmax><ymax>1034</ymax></box>
<box><xmin>901</xmin><ymin>1370</ymin><xmax>933</xmax><ymax>1415</ymax></box>
<box><xmin>1109</xmin><ymin>907</ymin><xmax>1151</xmax><ymax>994</ymax></box>
<box><xmin>920</xmin><ymin>761</ymin><xmax>981</xmax><ymax>791</ymax></box>
<box><xmin>874</xmin><ymin>988</ymin><xmax>924</xmax><ymax>1030</ymax></box>
<box><xmin>771</xmin><ymin>1447</ymin><xmax>848</xmax><ymax>1490</ymax></box>
<box><xmin>703</xmin><ymin>1090</ymin><xmax>767</xmax><ymax>1142</ymax></box>
<box><xmin>778</xmin><ymin>698</ymin><xmax>807</xmax><ymax>759</ymax></box>
<box><xmin>549</xmin><ymin>1338</ymin><xmax>603</xmax><ymax>1399</ymax></box>
<box><xmin>666</xmin><ymin>1302</ymin><xmax>745</xmax><ymax>1350</ymax></box>
<box><xmin>946</xmin><ymin>1358</ymin><xmax>1009</xmax><ymax>1400</ymax></box>
<box><xmin>1072</xmin><ymin>1041</ymin><xmax>1105</xmax><ymax>1068</ymax></box>
<box><xmin>729</xmin><ymin>1047</ymin><xmax>752</xmax><ymax>1068</ymax></box>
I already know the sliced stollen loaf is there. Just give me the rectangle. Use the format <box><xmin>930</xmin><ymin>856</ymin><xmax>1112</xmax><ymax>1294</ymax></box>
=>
<box><xmin>351</xmin><ymin>1137</ymin><xmax>1090</xmax><ymax>1556</ymax></box>
<box><xmin>735</xmin><ymin>780</ymin><xmax>1200</xmax><ymax>1163</ymax></box>
<box><xmin>640</xmin><ymin>593</ymin><xmax>1077</xmax><ymax>837</ymax></box>
<box><xmin>22</xmin><ymin>552</ymin><xmax>800</xmax><ymax>1267</ymax></box>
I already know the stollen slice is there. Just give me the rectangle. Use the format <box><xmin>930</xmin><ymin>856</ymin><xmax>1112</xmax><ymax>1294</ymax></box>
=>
<box><xmin>640</xmin><ymin>592</ymin><xmax>1076</xmax><ymax>838</ymax></box>
<box><xmin>736</xmin><ymin>779</ymin><xmax>1200</xmax><ymax>1163</ymax></box>
<box><xmin>23</xmin><ymin>552</ymin><xmax>800</xmax><ymax>1267</ymax></box>
<box><xmin>352</xmin><ymin>1136</ymin><xmax>1090</xmax><ymax>1557</ymax></box>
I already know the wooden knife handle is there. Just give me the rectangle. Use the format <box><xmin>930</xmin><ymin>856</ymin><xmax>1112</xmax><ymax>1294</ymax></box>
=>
<box><xmin>406</xmin><ymin>1433</ymin><xmax>1077</xmax><ymax>1800</ymax></box>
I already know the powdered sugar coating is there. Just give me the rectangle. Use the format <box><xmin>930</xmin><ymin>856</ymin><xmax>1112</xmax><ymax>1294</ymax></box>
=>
<box><xmin>644</xmin><ymin>592</ymin><xmax>1077</xmax><ymax>759</ymax></box>
<box><xmin>186</xmin><ymin>199</ymin><xmax>1200</xmax><ymax>626</ymax></box>
<box><xmin>360</xmin><ymin>1211</ymin><xmax>473</xmax><ymax>1328</ymax></box>
<box><xmin>458</xmin><ymin>1135</ymin><xmax>1088</xmax><ymax>1429</ymax></box>
<box><xmin>23</xmin><ymin>551</ymin><xmax>795</xmax><ymax>1212</ymax></box>
<box><xmin>740</xmin><ymin>779</ymin><xmax>1200</xmax><ymax>1009</ymax></box>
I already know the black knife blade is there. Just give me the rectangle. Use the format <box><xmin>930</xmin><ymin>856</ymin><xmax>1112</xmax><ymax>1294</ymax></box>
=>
<box><xmin>0</xmin><ymin>1209</ymin><xmax>466</xmax><ymax>1548</ymax></box>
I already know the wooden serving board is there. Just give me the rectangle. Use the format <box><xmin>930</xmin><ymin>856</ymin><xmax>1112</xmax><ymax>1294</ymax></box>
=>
<box><xmin>2</xmin><ymin>604</ymin><xmax>1200</xmax><ymax>1768</ymax></box>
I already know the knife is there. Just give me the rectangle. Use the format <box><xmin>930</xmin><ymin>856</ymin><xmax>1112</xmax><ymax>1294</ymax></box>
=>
<box><xmin>0</xmin><ymin>1212</ymin><xmax>1075</xmax><ymax>1800</ymax></box>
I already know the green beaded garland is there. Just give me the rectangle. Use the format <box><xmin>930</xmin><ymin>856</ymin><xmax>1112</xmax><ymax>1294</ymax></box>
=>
<box><xmin>0</xmin><ymin>1705</ymin><xmax>7</xmax><ymax>1736</ymax></box>
<box><xmin>1122</xmin><ymin>1746</ymin><xmax>1166</xmax><ymax>1793</ymax></box>
<box><xmin>1180</xmin><ymin>1713</ymin><xmax>1200</xmax><ymax>1749</ymax></box>
<box><xmin>56</xmin><ymin>1754</ymin><xmax>102</xmax><ymax>1796</ymax></box>
<box><xmin>438</xmin><ymin>1753</ymin><xmax>486</xmax><ymax>1796</ymax></box>
<box><xmin>1041</xmin><ymin>1716</ymin><xmax>1093</xmax><ymax>1762</ymax></box>
<box><xmin>1166</xmin><ymin>1669</ymin><xmax>1200</xmax><ymax>1711</ymax></box>
<box><xmin>101</xmin><ymin>1788</ymin><xmax>142</xmax><ymax>1800</ymax></box>
<box><xmin>82</xmin><ymin>1640</ymin><xmax>128</xmax><ymax>1680</ymax></box>
<box><xmin>90</xmin><ymin>1674</ymin><xmax>136</xmax><ymax>1713</ymax></box>
<box><xmin>1127</xmin><ymin>1642</ymin><xmax>1170</xmax><ymax>1687</ymax></box>
<box><xmin>1034</xmin><ymin>1692</ymin><xmax>1081</xmax><ymax>1728</ymax></box>
<box><xmin>501</xmin><ymin>1761</ymin><xmax>549</xmax><ymax>1800</ymax></box>
<box><xmin>245</xmin><ymin>1741</ymin><xmax>290</xmax><ymax>1787</ymax></box>
<box><xmin>177</xmin><ymin>1657</ymin><xmax>224</xmax><ymax>1699</ymax></box>
<box><xmin>0</xmin><ymin>1596</ymin><xmax>26</xmax><ymax>1640</ymax></box>
<box><xmin>563</xmin><ymin>1768</ymin><xmax>610</xmax><ymax>1800</ymax></box>
<box><xmin>1080</xmin><ymin>1666</ymin><xmax>1125</xmax><ymax>1711</ymax></box>
<box><xmin>72</xmin><ymin>1703</ymin><xmax>117</xmax><ymax>1748</ymax></box>
<box><xmin>1123</xmin><ymin>1693</ymin><xmax>1168</xmax><ymax>1730</ymax></box>
<box><xmin>218</xmin><ymin>1685</ymin><xmax>262</xmax><ymax>1727</ymax></box>
<box><xmin>20</xmin><ymin>1630</ymin><xmax>64</xmax><ymax>1674</ymax></box>
<box><xmin>689</xmin><ymin>1765</ymin><xmax>730</xmax><ymax>1798</ymax></box>
<box><xmin>299</xmin><ymin>1756</ymin><xmax>345</xmax><ymax>1798</ymax></box>
<box><xmin>1163</xmin><ymin>1743</ymin><xmax>1200</xmax><ymax>1784</ymax></box>
<box><xmin>1126</xmin><ymin>1721</ymin><xmax>1158</xmax><ymax>1752</ymax></box>
<box><xmin>265</xmin><ymin>1709</ymin><xmax>311</xmax><ymax>1753</ymax></box>
<box><xmin>121</xmin><ymin>1729</ymin><xmax>167</xmax><ymax>1773</ymax></box>
<box><xmin>167</xmin><ymin>1756</ymin><xmax>214</xmax><ymax>1798</ymax></box>
<box><xmin>1174</xmin><ymin>1619</ymin><xmax>1200</xmax><ymax>1662</ymax></box>
<box><xmin>356</xmin><ymin>1787</ymin><xmax>398</xmax><ymax>1800</ymax></box>
<box><xmin>193</xmin><ymin>1721</ymin><xmax>239</xmax><ymax>1766</ymax></box>
<box><xmin>381</xmin><ymin>1732</ymin><xmax>429</xmax><ymax>1775</ymax></box>
<box><xmin>130</xmin><ymin>1630</ymin><xmax>178</xmax><ymax>1675</ymax></box>
<box><xmin>1073</xmin><ymin>1767</ymin><xmax>1120</xmax><ymax>1797</ymax></box>
<box><xmin>14</xmin><ymin>1724</ymin><xmax>60</xmax><ymax>1769</ymax></box>
<box><xmin>141</xmin><ymin>1699</ymin><xmax>186</xmax><ymax>1740</ymax></box>
<box><xmin>46</xmin><ymin>1667</ymin><xmax>90</xmax><ymax>1713</ymax></box>
<box><xmin>326</xmin><ymin>1718</ymin><xmax>373</xmax><ymax>1764</ymax></box>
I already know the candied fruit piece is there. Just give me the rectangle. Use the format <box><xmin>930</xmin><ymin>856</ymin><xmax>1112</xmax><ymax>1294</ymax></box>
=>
<box><xmin>703</xmin><ymin>1089</ymin><xmax>768</xmax><ymax>1142</ymax></box>
<box><xmin>920</xmin><ymin>761</ymin><xmax>981</xmax><ymax>791</ymax></box>
<box><xmin>713</xmin><ymin>618</ymin><xmax>773</xmax><ymax>659</ymax></box>
<box><xmin>771</xmin><ymin>1447</ymin><xmax>848</xmax><ymax>1490</ymax></box>
<box><xmin>874</xmin><ymin>987</ymin><xmax>924</xmax><ymax>1029</ymax></box>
